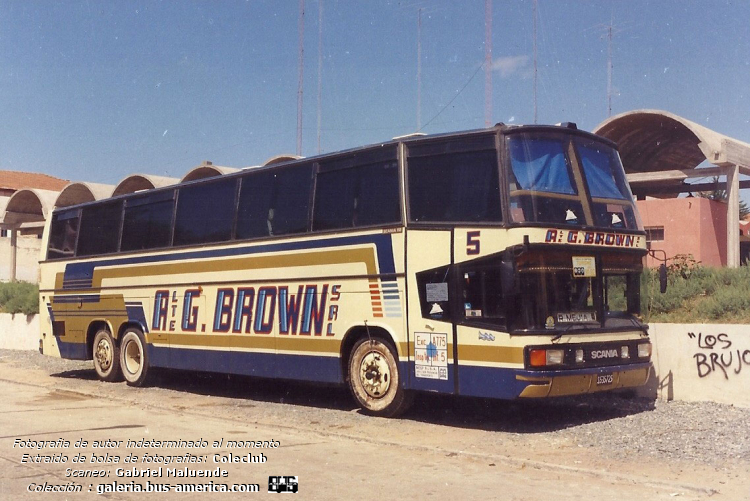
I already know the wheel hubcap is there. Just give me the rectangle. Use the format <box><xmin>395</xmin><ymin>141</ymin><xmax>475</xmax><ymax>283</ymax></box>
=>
<box><xmin>124</xmin><ymin>340</ymin><xmax>141</xmax><ymax>375</ymax></box>
<box><xmin>95</xmin><ymin>339</ymin><xmax>112</xmax><ymax>371</ymax></box>
<box><xmin>359</xmin><ymin>350</ymin><xmax>391</xmax><ymax>398</ymax></box>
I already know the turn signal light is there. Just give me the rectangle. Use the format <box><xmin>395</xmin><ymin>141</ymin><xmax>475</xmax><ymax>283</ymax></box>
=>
<box><xmin>529</xmin><ymin>349</ymin><xmax>565</xmax><ymax>367</ymax></box>
<box><xmin>530</xmin><ymin>349</ymin><xmax>546</xmax><ymax>366</ymax></box>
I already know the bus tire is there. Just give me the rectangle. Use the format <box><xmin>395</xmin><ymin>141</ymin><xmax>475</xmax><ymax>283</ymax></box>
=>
<box><xmin>348</xmin><ymin>337</ymin><xmax>411</xmax><ymax>417</ymax></box>
<box><xmin>119</xmin><ymin>328</ymin><xmax>150</xmax><ymax>387</ymax></box>
<box><xmin>92</xmin><ymin>329</ymin><xmax>121</xmax><ymax>382</ymax></box>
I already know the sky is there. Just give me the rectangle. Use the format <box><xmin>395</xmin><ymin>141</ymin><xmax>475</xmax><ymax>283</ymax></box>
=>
<box><xmin>0</xmin><ymin>0</ymin><xmax>749</xmax><ymax>187</ymax></box>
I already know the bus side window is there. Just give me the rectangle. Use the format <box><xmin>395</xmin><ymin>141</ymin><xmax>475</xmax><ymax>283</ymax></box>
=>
<box><xmin>174</xmin><ymin>178</ymin><xmax>237</xmax><ymax>246</ymax></box>
<box><xmin>47</xmin><ymin>210</ymin><xmax>80</xmax><ymax>260</ymax></box>
<box><xmin>459</xmin><ymin>263</ymin><xmax>506</xmax><ymax>327</ymax></box>
<box><xmin>77</xmin><ymin>200</ymin><xmax>123</xmax><ymax>256</ymax></box>
<box><xmin>415</xmin><ymin>265</ymin><xmax>451</xmax><ymax>321</ymax></box>
<box><xmin>121</xmin><ymin>191</ymin><xmax>175</xmax><ymax>251</ymax></box>
<box><xmin>236</xmin><ymin>164</ymin><xmax>312</xmax><ymax>240</ymax></box>
<box><xmin>313</xmin><ymin>153</ymin><xmax>400</xmax><ymax>231</ymax></box>
<box><xmin>407</xmin><ymin>137</ymin><xmax>501</xmax><ymax>224</ymax></box>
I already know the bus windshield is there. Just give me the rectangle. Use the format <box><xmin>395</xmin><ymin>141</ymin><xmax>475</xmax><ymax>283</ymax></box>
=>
<box><xmin>508</xmin><ymin>250</ymin><xmax>642</xmax><ymax>333</ymax></box>
<box><xmin>508</xmin><ymin>133</ymin><xmax>641</xmax><ymax>230</ymax></box>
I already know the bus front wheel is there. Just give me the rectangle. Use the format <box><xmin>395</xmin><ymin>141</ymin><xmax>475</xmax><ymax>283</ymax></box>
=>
<box><xmin>119</xmin><ymin>329</ymin><xmax>150</xmax><ymax>387</ymax></box>
<box><xmin>348</xmin><ymin>338</ymin><xmax>411</xmax><ymax>417</ymax></box>
<box><xmin>92</xmin><ymin>329</ymin><xmax>121</xmax><ymax>382</ymax></box>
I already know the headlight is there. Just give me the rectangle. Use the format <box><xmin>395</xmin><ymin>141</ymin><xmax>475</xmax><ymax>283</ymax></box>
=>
<box><xmin>546</xmin><ymin>349</ymin><xmax>564</xmax><ymax>365</ymax></box>
<box><xmin>637</xmin><ymin>343</ymin><xmax>652</xmax><ymax>358</ymax></box>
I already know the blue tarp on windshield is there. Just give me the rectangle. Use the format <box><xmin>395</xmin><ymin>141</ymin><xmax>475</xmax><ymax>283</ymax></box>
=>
<box><xmin>577</xmin><ymin>143</ymin><xmax>627</xmax><ymax>199</ymax></box>
<box><xmin>509</xmin><ymin>138</ymin><xmax>575</xmax><ymax>195</ymax></box>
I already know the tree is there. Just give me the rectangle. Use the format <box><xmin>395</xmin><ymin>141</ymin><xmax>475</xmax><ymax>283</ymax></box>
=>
<box><xmin>695</xmin><ymin>177</ymin><xmax>750</xmax><ymax>220</ymax></box>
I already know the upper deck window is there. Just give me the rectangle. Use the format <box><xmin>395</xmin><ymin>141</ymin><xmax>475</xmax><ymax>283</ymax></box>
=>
<box><xmin>508</xmin><ymin>134</ymin><xmax>584</xmax><ymax>226</ymax></box>
<box><xmin>574</xmin><ymin>139</ymin><xmax>639</xmax><ymax>229</ymax></box>
<box><xmin>507</xmin><ymin>132</ymin><xmax>640</xmax><ymax>230</ymax></box>
<box><xmin>407</xmin><ymin>136</ymin><xmax>501</xmax><ymax>223</ymax></box>
<box><xmin>576</xmin><ymin>140</ymin><xmax>630</xmax><ymax>200</ymax></box>
<box><xmin>509</xmin><ymin>138</ymin><xmax>576</xmax><ymax>195</ymax></box>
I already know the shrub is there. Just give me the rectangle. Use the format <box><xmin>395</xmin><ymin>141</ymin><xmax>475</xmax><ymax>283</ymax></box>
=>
<box><xmin>0</xmin><ymin>281</ymin><xmax>39</xmax><ymax>315</ymax></box>
<box><xmin>642</xmin><ymin>265</ymin><xmax>750</xmax><ymax>323</ymax></box>
<box><xmin>695</xmin><ymin>281</ymin><xmax>750</xmax><ymax>320</ymax></box>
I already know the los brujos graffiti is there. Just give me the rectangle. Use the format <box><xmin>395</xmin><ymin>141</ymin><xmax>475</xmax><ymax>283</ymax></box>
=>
<box><xmin>688</xmin><ymin>331</ymin><xmax>750</xmax><ymax>379</ymax></box>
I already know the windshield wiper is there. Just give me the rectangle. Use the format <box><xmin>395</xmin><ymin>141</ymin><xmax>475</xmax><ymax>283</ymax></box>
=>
<box><xmin>550</xmin><ymin>323</ymin><xmax>596</xmax><ymax>342</ymax></box>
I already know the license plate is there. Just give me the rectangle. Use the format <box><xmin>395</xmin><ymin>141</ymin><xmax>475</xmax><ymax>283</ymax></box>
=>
<box><xmin>596</xmin><ymin>374</ymin><xmax>614</xmax><ymax>386</ymax></box>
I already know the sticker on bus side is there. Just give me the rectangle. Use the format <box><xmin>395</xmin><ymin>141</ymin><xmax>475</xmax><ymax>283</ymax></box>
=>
<box><xmin>414</xmin><ymin>332</ymin><xmax>448</xmax><ymax>380</ymax></box>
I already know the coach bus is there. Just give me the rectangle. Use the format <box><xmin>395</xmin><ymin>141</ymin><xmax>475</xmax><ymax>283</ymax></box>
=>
<box><xmin>39</xmin><ymin>123</ymin><xmax>652</xmax><ymax>417</ymax></box>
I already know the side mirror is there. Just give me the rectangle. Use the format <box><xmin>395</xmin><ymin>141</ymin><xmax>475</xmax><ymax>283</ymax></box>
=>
<box><xmin>659</xmin><ymin>263</ymin><xmax>668</xmax><ymax>294</ymax></box>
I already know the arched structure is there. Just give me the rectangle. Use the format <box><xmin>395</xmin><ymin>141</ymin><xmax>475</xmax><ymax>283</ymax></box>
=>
<box><xmin>112</xmin><ymin>174</ymin><xmax>179</xmax><ymax>197</ymax></box>
<box><xmin>594</xmin><ymin>110</ymin><xmax>750</xmax><ymax>267</ymax></box>
<box><xmin>55</xmin><ymin>182</ymin><xmax>115</xmax><ymax>208</ymax></box>
<box><xmin>181</xmin><ymin>162</ymin><xmax>239</xmax><ymax>183</ymax></box>
<box><xmin>1</xmin><ymin>188</ymin><xmax>61</xmax><ymax>281</ymax></box>
<box><xmin>3</xmin><ymin>189</ymin><xmax>59</xmax><ymax>224</ymax></box>
<box><xmin>263</xmin><ymin>154</ymin><xmax>301</xmax><ymax>166</ymax></box>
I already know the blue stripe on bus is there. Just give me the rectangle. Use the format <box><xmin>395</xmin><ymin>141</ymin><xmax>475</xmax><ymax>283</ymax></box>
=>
<box><xmin>152</xmin><ymin>347</ymin><xmax>413</xmax><ymax>389</ymax></box>
<box><xmin>456</xmin><ymin>365</ymin><xmax>531</xmax><ymax>399</ymax></box>
<box><xmin>126</xmin><ymin>303</ymin><xmax>149</xmax><ymax>334</ymax></box>
<box><xmin>52</xmin><ymin>295</ymin><xmax>102</xmax><ymax>304</ymax></box>
<box><xmin>62</xmin><ymin>233</ymin><xmax>397</xmax><ymax>289</ymax></box>
<box><xmin>150</xmin><ymin>346</ymin><xmax>344</xmax><ymax>383</ymax></box>
<box><xmin>56</xmin><ymin>340</ymin><xmax>88</xmax><ymax>360</ymax></box>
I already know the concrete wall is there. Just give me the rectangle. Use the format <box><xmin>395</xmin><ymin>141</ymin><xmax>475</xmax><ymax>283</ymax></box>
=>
<box><xmin>0</xmin><ymin>235</ymin><xmax>41</xmax><ymax>282</ymax></box>
<box><xmin>645</xmin><ymin>323</ymin><xmax>750</xmax><ymax>409</ymax></box>
<box><xmin>0</xmin><ymin>313</ymin><xmax>38</xmax><ymax>350</ymax></box>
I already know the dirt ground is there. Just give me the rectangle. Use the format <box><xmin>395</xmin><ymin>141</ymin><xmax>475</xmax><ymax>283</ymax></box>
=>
<box><xmin>0</xmin><ymin>352</ymin><xmax>747</xmax><ymax>500</ymax></box>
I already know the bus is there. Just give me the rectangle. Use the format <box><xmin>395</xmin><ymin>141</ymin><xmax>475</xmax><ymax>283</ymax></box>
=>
<box><xmin>39</xmin><ymin>123</ymin><xmax>652</xmax><ymax>417</ymax></box>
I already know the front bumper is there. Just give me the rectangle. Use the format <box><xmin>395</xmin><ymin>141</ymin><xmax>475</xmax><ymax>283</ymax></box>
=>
<box><xmin>516</xmin><ymin>362</ymin><xmax>651</xmax><ymax>398</ymax></box>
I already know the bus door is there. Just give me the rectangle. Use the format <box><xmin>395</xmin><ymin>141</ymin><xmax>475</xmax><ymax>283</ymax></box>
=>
<box><xmin>406</xmin><ymin>229</ymin><xmax>456</xmax><ymax>394</ymax></box>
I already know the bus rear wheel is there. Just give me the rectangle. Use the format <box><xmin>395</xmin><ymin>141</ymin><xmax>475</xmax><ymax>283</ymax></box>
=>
<box><xmin>92</xmin><ymin>329</ymin><xmax>121</xmax><ymax>382</ymax></box>
<box><xmin>348</xmin><ymin>338</ymin><xmax>411</xmax><ymax>417</ymax></box>
<box><xmin>119</xmin><ymin>328</ymin><xmax>150</xmax><ymax>387</ymax></box>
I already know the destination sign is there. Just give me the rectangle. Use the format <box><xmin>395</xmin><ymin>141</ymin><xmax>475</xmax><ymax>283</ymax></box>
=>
<box><xmin>556</xmin><ymin>311</ymin><xmax>597</xmax><ymax>324</ymax></box>
<box><xmin>544</xmin><ymin>229</ymin><xmax>643</xmax><ymax>248</ymax></box>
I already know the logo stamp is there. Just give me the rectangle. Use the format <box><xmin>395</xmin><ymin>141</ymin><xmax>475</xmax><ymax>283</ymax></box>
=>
<box><xmin>268</xmin><ymin>476</ymin><xmax>298</xmax><ymax>493</ymax></box>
